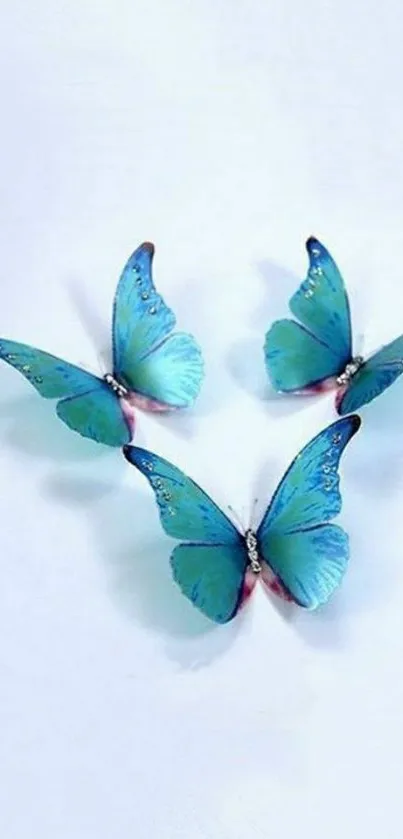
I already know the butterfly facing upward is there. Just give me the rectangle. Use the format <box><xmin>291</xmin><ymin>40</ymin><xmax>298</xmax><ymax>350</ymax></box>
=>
<box><xmin>124</xmin><ymin>416</ymin><xmax>360</xmax><ymax>624</ymax></box>
<box><xmin>264</xmin><ymin>237</ymin><xmax>403</xmax><ymax>414</ymax></box>
<box><xmin>0</xmin><ymin>243</ymin><xmax>204</xmax><ymax>447</ymax></box>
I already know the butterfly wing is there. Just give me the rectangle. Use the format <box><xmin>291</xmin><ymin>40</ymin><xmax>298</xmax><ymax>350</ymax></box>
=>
<box><xmin>264</xmin><ymin>237</ymin><xmax>353</xmax><ymax>391</ymax></box>
<box><xmin>112</xmin><ymin>243</ymin><xmax>204</xmax><ymax>408</ymax></box>
<box><xmin>264</xmin><ymin>319</ymin><xmax>344</xmax><ymax>391</ymax></box>
<box><xmin>257</xmin><ymin>416</ymin><xmax>360</xmax><ymax>609</ymax></box>
<box><xmin>56</xmin><ymin>387</ymin><xmax>132</xmax><ymax>446</ymax></box>
<box><xmin>0</xmin><ymin>338</ymin><xmax>131</xmax><ymax>446</ymax></box>
<box><xmin>0</xmin><ymin>338</ymin><xmax>98</xmax><ymax>397</ymax></box>
<box><xmin>337</xmin><ymin>335</ymin><xmax>403</xmax><ymax>414</ymax></box>
<box><xmin>123</xmin><ymin>446</ymin><xmax>248</xmax><ymax>623</ymax></box>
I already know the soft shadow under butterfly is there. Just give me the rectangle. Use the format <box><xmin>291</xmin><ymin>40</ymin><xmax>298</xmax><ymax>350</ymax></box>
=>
<box><xmin>124</xmin><ymin>416</ymin><xmax>360</xmax><ymax>624</ymax></box>
<box><xmin>0</xmin><ymin>243</ymin><xmax>204</xmax><ymax>446</ymax></box>
<box><xmin>264</xmin><ymin>237</ymin><xmax>403</xmax><ymax>414</ymax></box>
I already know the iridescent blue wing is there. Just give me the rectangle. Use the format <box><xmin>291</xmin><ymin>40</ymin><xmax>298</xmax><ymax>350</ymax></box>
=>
<box><xmin>264</xmin><ymin>319</ymin><xmax>344</xmax><ymax>391</ymax></box>
<box><xmin>0</xmin><ymin>338</ymin><xmax>131</xmax><ymax>446</ymax></box>
<box><xmin>257</xmin><ymin>416</ymin><xmax>360</xmax><ymax>609</ymax></box>
<box><xmin>264</xmin><ymin>237</ymin><xmax>352</xmax><ymax>391</ymax></box>
<box><xmin>112</xmin><ymin>243</ymin><xmax>204</xmax><ymax>407</ymax></box>
<box><xmin>338</xmin><ymin>335</ymin><xmax>403</xmax><ymax>414</ymax></box>
<box><xmin>123</xmin><ymin>446</ymin><xmax>248</xmax><ymax>623</ymax></box>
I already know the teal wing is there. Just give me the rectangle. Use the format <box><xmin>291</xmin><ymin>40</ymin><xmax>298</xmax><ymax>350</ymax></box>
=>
<box><xmin>113</xmin><ymin>243</ymin><xmax>203</xmax><ymax>407</ymax></box>
<box><xmin>257</xmin><ymin>416</ymin><xmax>360</xmax><ymax>609</ymax></box>
<box><xmin>171</xmin><ymin>544</ymin><xmax>249</xmax><ymax>623</ymax></box>
<box><xmin>261</xmin><ymin>526</ymin><xmax>349</xmax><ymax>609</ymax></box>
<box><xmin>0</xmin><ymin>338</ymin><xmax>98</xmax><ymax>397</ymax></box>
<box><xmin>264</xmin><ymin>237</ymin><xmax>352</xmax><ymax>391</ymax></box>
<box><xmin>123</xmin><ymin>446</ymin><xmax>248</xmax><ymax>623</ymax></box>
<box><xmin>56</xmin><ymin>388</ymin><xmax>132</xmax><ymax>446</ymax></box>
<box><xmin>0</xmin><ymin>338</ymin><xmax>131</xmax><ymax>447</ymax></box>
<box><xmin>290</xmin><ymin>237</ymin><xmax>352</xmax><ymax>359</ymax></box>
<box><xmin>264</xmin><ymin>319</ymin><xmax>344</xmax><ymax>391</ymax></box>
<box><xmin>112</xmin><ymin>242</ymin><xmax>175</xmax><ymax>371</ymax></box>
<box><xmin>338</xmin><ymin>335</ymin><xmax>403</xmax><ymax>414</ymax></box>
<box><xmin>122</xmin><ymin>333</ymin><xmax>204</xmax><ymax>407</ymax></box>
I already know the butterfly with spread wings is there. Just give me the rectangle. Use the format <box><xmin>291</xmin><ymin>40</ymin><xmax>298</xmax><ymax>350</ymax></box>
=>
<box><xmin>264</xmin><ymin>237</ymin><xmax>403</xmax><ymax>414</ymax></box>
<box><xmin>0</xmin><ymin>243</ymin><xmax>204</xmax><ymax>447</ymax></box>
<box><xmin>123</xmin><ymin>416</ymin><xmax>360</xmax><ymax>624</ymax></box>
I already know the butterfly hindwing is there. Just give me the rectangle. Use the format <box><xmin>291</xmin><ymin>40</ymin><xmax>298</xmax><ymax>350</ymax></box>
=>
<box><xmin>338</xmin><ymin>334</ymin><xmax>403</xmax><ymax>414</ymax></box>
<box><xmin>171</xmin><ymin>544</ymin><xmax>248</xmax><ymax>624</ymax></box>
<box><xmin>113</xmin><ymin>243</ymin><xmax>204</xmax><ymax>407</ymax></box>
<box><xmin>0</xmin><ymin>338</ymin><xmax>131</xmax><ymax>447</ymax></box>
<box><xmin>123</xmin><ymin>446</ymin><xmax>248</xmax><ymax>623</ymax></box>
<box><xmin>257</xmin><ymin>416</ymin><xmax>360</xmax><ymax>609</ymax></box>
<box><xmin>264</xmin><ymin>319</ymin><xmax>343</xmax><ymax>391</ymax></box>
<box><xmin>122</xmin><ymin>332</ymin><xmax>204</xmax><ymax>407</ymax></box>
<box><xmin>57</xmin><ymin>386</ymin><xmax>132</xmax><ymax>447</ymax></box>
<box><xmin>264</xmin><ymin>237</ymin><xmax>352</xmax><ymax>391</ymax></box>
<box><xmin>261</xmin><ymin>525</ymin><xmax>349</xmax><ymax>609</ymax></box>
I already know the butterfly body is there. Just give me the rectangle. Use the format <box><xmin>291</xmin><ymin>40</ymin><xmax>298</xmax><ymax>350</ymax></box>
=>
<box><xmin>264</xmin><ymin>237</ymin><xmax>403</xmax><ymax>414</ymax></box>
<box><xmin>102</xmin><ymin>373</ymin><xmax>129</xmax><ymax>399</ymax></box>
<box><xmin>124</xmin><ymin>415</ymin><xmax>360</xmax><ymax>624</ymax></box>
<box><xmin>0</xmin><ymin>243</ymin><xmax>204</xmax><ymax>446</ymax></box>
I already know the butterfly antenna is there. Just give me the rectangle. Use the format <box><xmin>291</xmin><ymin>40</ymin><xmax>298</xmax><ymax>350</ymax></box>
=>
<box><xmin>250</xmin><ymin>497</ymin><xmax>259</xmax><ymax>531</ymax></box>
<box><xmin>228</xmin><ymin>505</ymin><xmax>245</xmax><ymax>533</ymax></box>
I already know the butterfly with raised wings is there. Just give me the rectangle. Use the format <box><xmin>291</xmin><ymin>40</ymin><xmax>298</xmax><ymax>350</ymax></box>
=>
<box><xmin>0</xmin><ymin>243</ymin><xmax>204</xmax><ymax>447</ymax></box>
<box><xmin>123</xmin><ymin>416</ymin><xmax>360</xmax><ymax>624</ymax></box>
<box><xmin>264</xmin><ymin>237</ymin><xmax>403</xmax><ymax>414</ymax></box>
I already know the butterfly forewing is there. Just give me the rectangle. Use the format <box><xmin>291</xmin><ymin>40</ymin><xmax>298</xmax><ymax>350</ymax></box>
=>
<box><xmin>112</xmin><ymin>243</ymin><xmax>204</xmax><ymax>407</ymax></box>
<box><xmin>256</xmin><ymin>416</ymin><xmax>360</xmax><ymax>609</ymax></box>
<box><xmin>123</xmin><ymin>446</ymin><xmax>248</xmax><ymax>623</ymax></box>
<box><xmin>264</xmin><ymin>237</ymin><xmax>353</xmax><ymax>392</ymax></box>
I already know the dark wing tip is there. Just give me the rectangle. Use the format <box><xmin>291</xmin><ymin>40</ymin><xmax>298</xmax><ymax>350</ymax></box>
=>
<box><xmin>139</xmin><ymin>241</ymin><xmax>155</xmax><ymax>254</ymax></box>
<box><xmin>306</xmin><ymin>235</ymin><xmax>321</xmax><ymax>251</ymax></box>
<box><xmin>350</xmin><ymin>413</ymin><xmax>362</xmax><ymax>433</ymax></box>
<box><xmin>123</xmin><ymin>444</ymin><xmax>135</xmax><ymax>461</ymax></box>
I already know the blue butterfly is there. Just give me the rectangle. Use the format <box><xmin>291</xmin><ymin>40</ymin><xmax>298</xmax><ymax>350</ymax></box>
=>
<box><xmin>264</xmin><ymin>237</ymin><xmax>403</xmax><ymax>414</ymax></box>
<box><xmin>123</xmin><ymin>416</ymin><xmax>360</xmax><ymax>624</ymax></box>
<box><xmin>0</xmin><ymin>243</ymin><xmax>204</xmax><ymax>447</ymax></box>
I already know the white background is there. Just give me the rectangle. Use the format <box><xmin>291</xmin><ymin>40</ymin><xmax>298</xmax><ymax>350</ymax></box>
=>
<box><xmin>1</xmin><ymin>2</ymin><xmax>403</xmax><ymax>837</ymax></box>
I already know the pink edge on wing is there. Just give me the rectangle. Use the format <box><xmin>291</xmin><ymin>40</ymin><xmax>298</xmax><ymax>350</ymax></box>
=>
<box><xmin>335</xmin><ymin>383</ymin><xmax>348</xmax><ymax>411</ymax></box>
<box><xmin>295</xmin><ymin>376</ymin><xmax>338</xmax><ymax>396</ymax></box>
<box><xmin>120</xmin><ymin>398</ymin><xmax>136</xmax><ymax>439</ymax></box>
<box><xmin>260</xmin><ymin>562</ymin><xmax>295</xmax><ymax>604</ymax></box>
<box><xmin>126</xmin><ymin>392</ymin><xmax>174</xmax><ymax>414</ymax></box>
<box><xmin>237</xmin><ymin>568</ymin><xmax>258</xmax><ymax>613</ymax></box>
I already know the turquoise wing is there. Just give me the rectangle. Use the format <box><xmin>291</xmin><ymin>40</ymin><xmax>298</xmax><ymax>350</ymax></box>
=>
<box><xmin>338</xmin><ymin>334</ymin><xmax>403</xmax><ymax>414</ymax></box>
<box><xmin>264</xmin><ymin>237</ymin><xmax>352</xmax><ymax>391</ymax></box>
<box><xmin>113</xmin><ymin>243</ymin><xmax>204</xmax><ymax>407</ymax></box>
<box><xmin>123</xmin><ymin>446</ymin><xmax>248</xmax><ymax>623</ymax></box>
<box><xmin>0</xmin><ymin>338</ymin><xmax>98</xmax><ymax>397</ymax></box>
<box><xmin>290</xmin><ymin>237</ymin><xmax>352</xmax><ymax>359</ymax></box>
<box><xmin>112</xmin><ymin>242</ymin><xmax>175</xmax><ymax>371</ymax></box>
<box><xmin>0</xmin><ymin>338</ymin><xmax>131</xmax><ymax>447</ymax></box>
<box><xmin>261</xmin><ymin>526</ymin><xmax>349</xmax><ymax>609</ymax></box>
<box><xmin>122</xmin><ymin>333</ymin><xmax>204</xmax><ymax>407</ymax></box>
<box><xmin>264</xmin><ymin>319</ymin><xmax>344</xmax><ymax>391</ymax></box>
<box><xmin>257</xmin><ymin>416</ymin><xmax>360</xmax><ymax>609</ymax></box>
<box><xmin>56</xmin><ymin>387</ymin><xmax>132</xmax><ymax>446</ymax></box>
